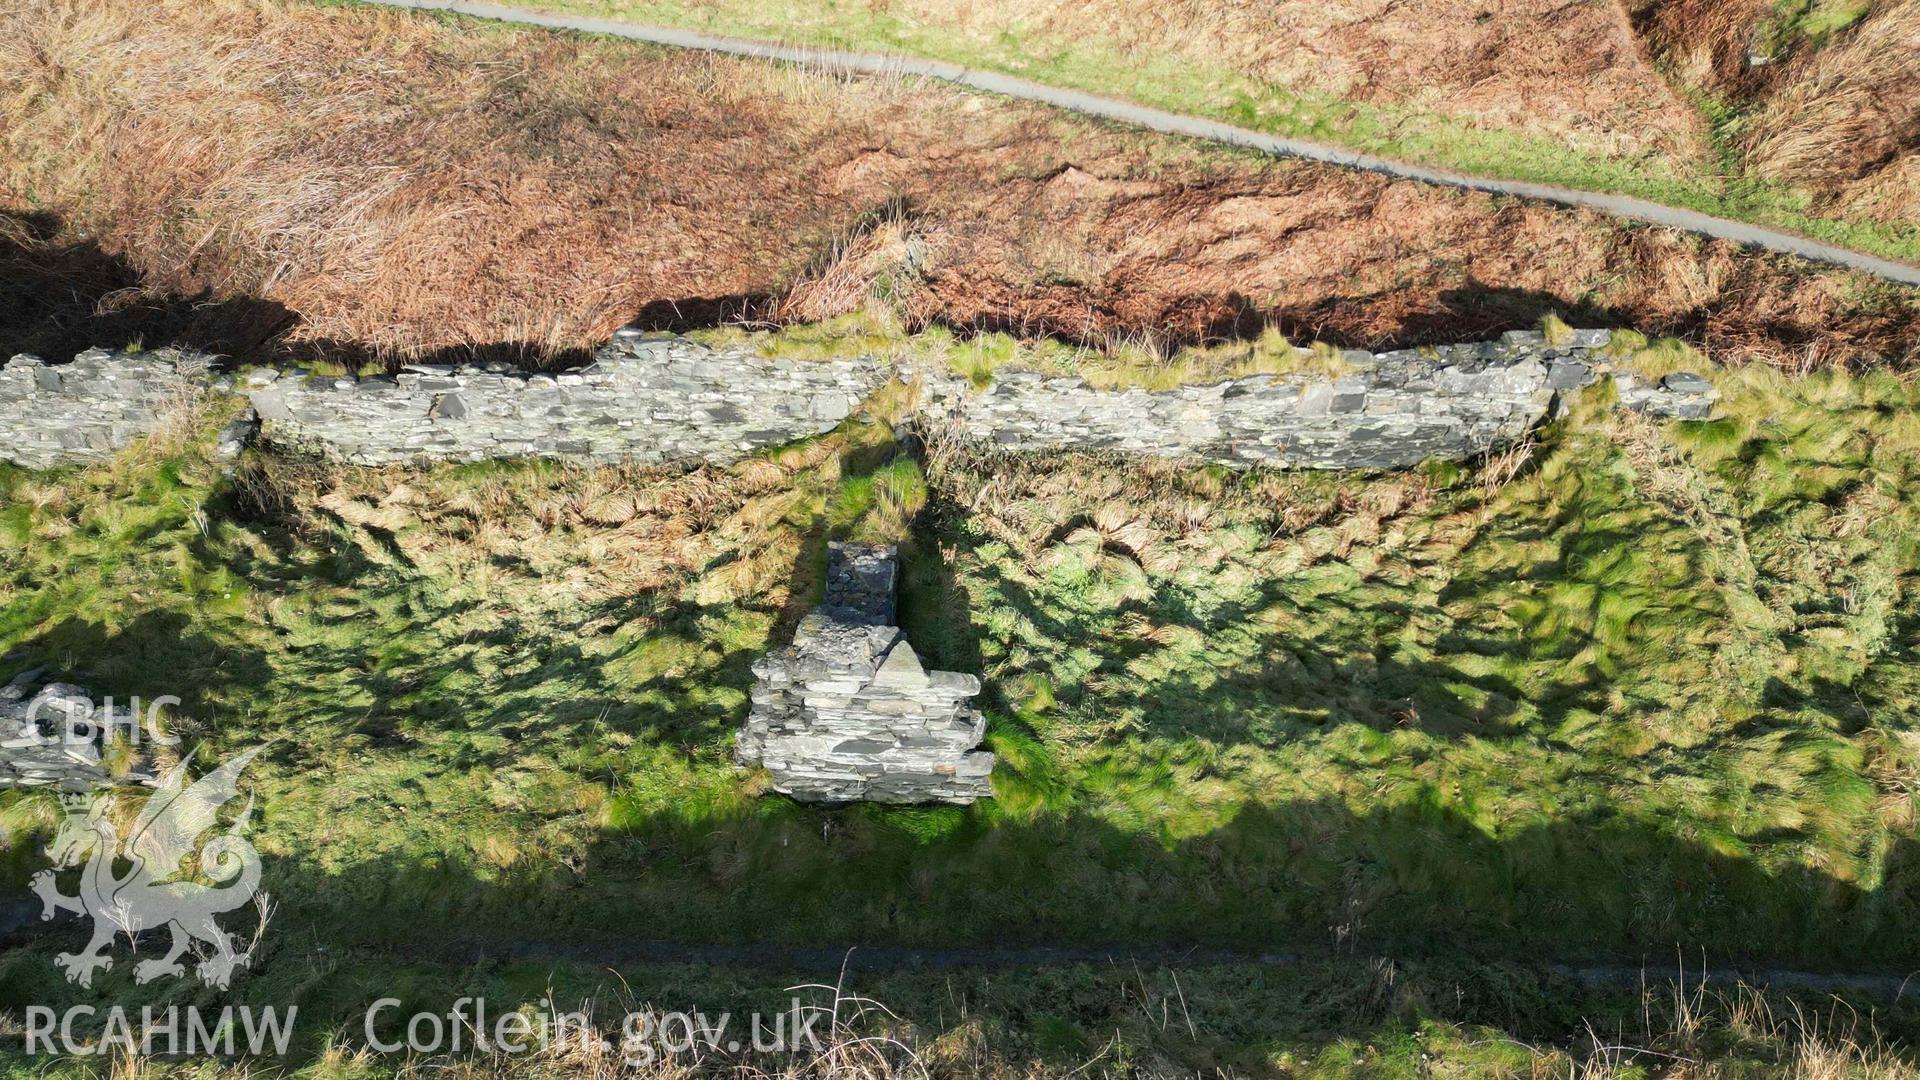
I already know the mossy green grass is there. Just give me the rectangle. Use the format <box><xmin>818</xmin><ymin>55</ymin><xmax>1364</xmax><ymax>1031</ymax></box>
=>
<box><xmin>3</xmin><ymin>343</ymin><xmax>1920</xmax><ymax>1070</ymax></box>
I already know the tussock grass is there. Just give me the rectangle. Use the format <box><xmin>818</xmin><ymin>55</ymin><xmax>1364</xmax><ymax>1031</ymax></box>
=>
<box><xmin>511</xmin><ymin>0</ymin><xmax>1920</xmax><ymax>260</ymax></box>
<box><xmin>777</xmin><ymin>202</ymin><xmax>926</xmax><ymax>328</ymax></box>
<box><xmin>2</xmin><ymin>959</ymin><xmax>1912</xmax><ymax>1076</ymax></box>
<box><xmin>0</xmin><ymin>0</ymin><xmax>950</xmax><ymax>362</ymax></box>
<box><xmin>905</xmin><ymin>357</ymin><xmax>1920</xmax><ymax>954</ymax></box>
<box><xmin>1740</xmin><ymin>0</ymin><xmax>1920</xmax><ymax>226</ymax></box>
<box><xmin>695</xmin><ymin>317</ymin><xmax>1355</xmax><ymax>390</ymax></box>
<box><xmin>1605</xmin><ymin>328</ymin><xmax>1717</xmax><ymax>380</ymax></box>
<box><xmin>0</xmin><ymin>398</ymin><xmax>935</xmax><ymax>933</ymax></box>
<box><xmin>3</xmin><ymin>343</ymin><xmax>1920</xmax><ymax>1060</ymax></box>
<box><xmin>1643</xmin><ymin>0</ymin><xmax>1920</xmax><ymax>235</ymax></box>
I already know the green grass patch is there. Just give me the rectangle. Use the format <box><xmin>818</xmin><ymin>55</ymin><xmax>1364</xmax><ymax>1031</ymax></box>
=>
<box><xmin>689</xmin><ymin>315</ymin><xmax>1359</xmax><ymax>390</ymax></box>
<box><xmin>3</xmin><ymin>949</ymin><xmax>1911</xmax><ymax>1076</ymax></box>
<box><xmin>2</xmin><ymin>355</ymin><xmax>1919</xmax><ymax>999</ymax></box>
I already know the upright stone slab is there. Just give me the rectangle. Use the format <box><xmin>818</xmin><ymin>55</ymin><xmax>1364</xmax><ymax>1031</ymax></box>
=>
<box><xmin>735</xmin><ymin>544</ymin><xmax>994</xmax><ymax>804</ymax></box>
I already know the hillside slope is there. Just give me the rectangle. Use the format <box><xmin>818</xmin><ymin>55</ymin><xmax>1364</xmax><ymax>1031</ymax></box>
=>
<box><xmin>1638</xmin><ymin>0</ymin><xmax>1919</xmax><ymax>227</ymax></box>
<box><xmin>1</xmin><ymin>0</ymin><xmax>1916</xmax><ymax>370</ymax></box>
<box><xmin>481</xmin><ymin>0</ymin><xmax>1920</xmax><ymax>260</ymax></box>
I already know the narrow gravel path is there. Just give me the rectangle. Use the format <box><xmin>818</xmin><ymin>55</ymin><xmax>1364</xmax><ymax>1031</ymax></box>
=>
<box><xmin>359</xmin><ymin>0</ymin><xmax>1920</xmax><ymax>287</ymax></box>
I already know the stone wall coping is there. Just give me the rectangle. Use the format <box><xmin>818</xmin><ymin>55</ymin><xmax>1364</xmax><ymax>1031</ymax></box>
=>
<box><xmin>0</xmin><ymin>328</ymin><xmax>1721</xmax><ymax>472</ymax></box>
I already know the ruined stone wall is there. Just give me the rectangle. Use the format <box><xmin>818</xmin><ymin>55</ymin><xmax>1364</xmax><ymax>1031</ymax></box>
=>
<box><xmin>1</xmin><ymin>329</ymin><xmax>1717</xmax><ymax>472</ymax></box>
<box><xmin>917</xmin><ymin>329</ymin><xmax>1716</xmax><ymax>470</ymax></box>
<box><xmin>247</xmin><ymin>330</ymin><xmax>889</xmax><ymax>466</ymax></box>
<box><xmin>735</xmin><ymin>544</ymin><xmax>995</xmax><ymax>804</ymax></box>
<box><xmin>0</xmin><ymin>348</ymin><xmax>214</xmax><ymax>470</ymax></box>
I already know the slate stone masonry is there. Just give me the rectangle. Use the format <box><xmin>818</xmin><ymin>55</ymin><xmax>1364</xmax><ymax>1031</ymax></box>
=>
<box><xmin>1615</xmin><ymin>369</ymin><xmax>1721</xmax><ymax>419</ymax></box>
<box><xmin>1</xmin><ymin>670</ymin><xmax>158</xmax><ymax>791</ymax></box>
<box><xmin>915</xmin><ymin>329</ymin><xmax>1718</xmax><ymax>469</ymax></box>
<box><xmin>0</xmin><ymin>348</ymin><xmax>212</xmax><ymax>470</ymax></box>
<box><xmin>1</xmin><ymin>328</ymin><xmax>1719</xmax><ymax>473</ymax></box>
<box><xmin>246</xmin><ymin>329</ymin><xmax>890</xmax><ymax>466</ymax></box>
<box><xmin>734</xmin><ymin>543</ymin><xmax>995</xmax><ymax>804</ymax></box>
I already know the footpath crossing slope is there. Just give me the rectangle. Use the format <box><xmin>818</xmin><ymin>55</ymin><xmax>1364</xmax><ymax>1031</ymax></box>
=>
<box><xmin>360</xmin><ymin>0</ymin><xmax>1920</xmax><ymax>287</ymax></box>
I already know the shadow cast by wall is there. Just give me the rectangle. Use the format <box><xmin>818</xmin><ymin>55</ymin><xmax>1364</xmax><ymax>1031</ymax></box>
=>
<box><xmin>7</xmin><ymin>780</ymin><xmax>1914</xmax><ymax>976</ymax></box>
<box><xmin>5</xmin><ymin>197</ymin><xmax>1875</xmax><ymax>379</ymax></box>
<box><xmin>0</xmin><ymin>211</ymin><xmax>295</xmax><ymax>363</ymax></box>
<box><xmin>1</xmin><ymin>612</ymin><xmax>272</xmax><ymax>747</ymax></box>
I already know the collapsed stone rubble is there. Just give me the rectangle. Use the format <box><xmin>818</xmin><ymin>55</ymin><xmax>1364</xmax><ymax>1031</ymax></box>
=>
<box><xmin>0</xmin><ymin>670</ymin><xmax>157</xmax><ymax>791</ymax></box>
<box><xmin>734</xmin><ymin>543</ymin><xmax>995</xmax><ymax>804</ymax></box>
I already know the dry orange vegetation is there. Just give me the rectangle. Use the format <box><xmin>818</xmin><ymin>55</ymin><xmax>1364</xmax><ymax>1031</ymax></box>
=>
<box><xmin>1</xmin><ymin>0</ymin><xmax>1915</xmax><ymax>369</ymax></box>
<box><xmin>528</xmin><ymin>0</ymin><xmax>1917</xmax><ymax>247</ymax></box>
<box><xmin>840</xmin><ymin>0</ymin><xmax>1710</xmax><ymax>162</ymax></box>
<box><xmin>1636</xmin><ymin>0</ymin><xmax>1920</xmax><ymax>227</ymax></box>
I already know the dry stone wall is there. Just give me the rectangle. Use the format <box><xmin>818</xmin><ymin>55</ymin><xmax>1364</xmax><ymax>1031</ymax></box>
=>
<box><xmin>734</xmin><ymin>544</ymin><xmax>995</xmax><ymax>804</ymax></box>
<box><xmin>247</xmin><ymin>330</ymin><xmax>889</xmax><ymax>466</ymax></box>
<box><xmin>1</xmin><ymin>328</ymin><xmax>1718</xmax><ymax>473</ymax></box>
<box><xmin>0</xmin><ymin>348</ymin><xmax>218</xmax><ymax>470</ymax></box>
<box><xmin>917</xmin><ymin>329</ymin><xmax>1715</xmax><ymax>469</ymax></box>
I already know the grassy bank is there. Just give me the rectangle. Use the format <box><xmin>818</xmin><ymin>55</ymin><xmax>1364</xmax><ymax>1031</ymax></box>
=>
<box><xmin>456</xmin><ymin>0</ymin><xmax>1920</xmax><ymax>265</ymax></box>
<box><xmin>3</xmin><ymin>333</ymin><xmax>1920</xmax><ymax>1068</ymax></box>
<box><xmin>1</xmin><ymin>333</ymin><xmax>1916</xmax><ymax>970</ymax></box>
